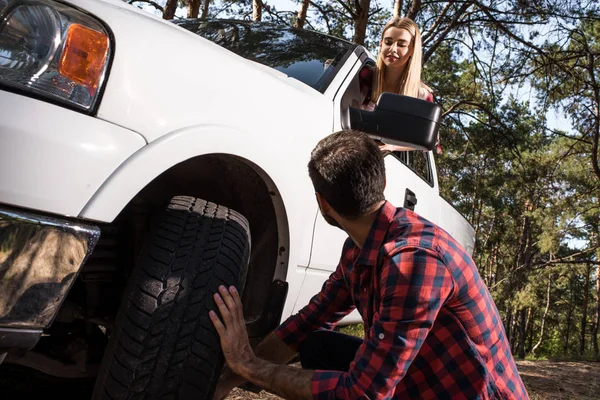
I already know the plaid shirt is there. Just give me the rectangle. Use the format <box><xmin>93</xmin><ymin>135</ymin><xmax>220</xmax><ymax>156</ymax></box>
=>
<box><xmin>275</xmin><ymin>201</ymin><xmax>528</xmax><ymax>399</ymax></box>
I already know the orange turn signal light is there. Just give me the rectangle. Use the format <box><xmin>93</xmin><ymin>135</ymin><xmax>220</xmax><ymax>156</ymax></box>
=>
<box><xmin>58</xmin><ymin>23</ymin><xmax>109</xmax><ymax>94</ymax></box>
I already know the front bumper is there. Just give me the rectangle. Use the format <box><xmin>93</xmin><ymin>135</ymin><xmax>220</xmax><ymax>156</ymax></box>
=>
<box><xmin>0</xmin><ymin>206</ymin><xmax>99</xmax><ymax>355</ymax></box>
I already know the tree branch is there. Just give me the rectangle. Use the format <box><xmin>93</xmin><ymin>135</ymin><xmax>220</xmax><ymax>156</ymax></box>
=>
<box><xmin>531</xmin><ymin>246</ymin><xmax>600</xmax><ymax>269</ymax></box>
<box><xmin>474</xmin><ymin>1</ymin><xmax>552</xmax><ymax>66</ymax></box>
<box><xmin>368</xmin><ymin>7</ymin><xmax>383</xmax><ymax>18</ymax></box>
<box><xmin>423</xmin><ymin>1</ymin><xmax>472</xmax><ymax>64</ymax></box>
<box><xmin>333</xmin><ymin>0</ymin><xmax>356</xmax><ymax>19</ymax></box>
<box><xmin>441</xmin><ymin>100</ymin><xmax>485</xmax><ymax>118</ymax></box>
<box><xmin>309</xmin><ymin>1</ymin><xmax>332</xmax><ymax>34</ymax></box>
<box><xmin>421</xmin><ymin>1</ymin><xmax>453</xmax><ymax>43</ymax></box>
<box><xmin>256</xmin><ymin>0</ymin><xmax>293</xmax><ymax>26</ymax></box>
<box><xmin>581</xmin><ymin>31</ymin><xmax>600</xmax><ymax>181</ymax></box>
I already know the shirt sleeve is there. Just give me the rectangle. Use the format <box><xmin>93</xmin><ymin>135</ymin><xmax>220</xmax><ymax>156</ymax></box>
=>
<box><xmin>310</xmin><ymin>246</ymin><xmax>455</xmax><ymax>400</ymax></box>
<box><xmin>275</xmin><ymin>238</ymin><xmax>356</xmax><ymax>351</ymax></box>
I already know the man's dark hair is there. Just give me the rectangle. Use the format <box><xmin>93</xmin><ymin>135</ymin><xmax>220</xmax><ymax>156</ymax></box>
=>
<box><xmin>308</xmin><ymin>130</ymin><xmax>386</xmax><ymax>218</ymax></box>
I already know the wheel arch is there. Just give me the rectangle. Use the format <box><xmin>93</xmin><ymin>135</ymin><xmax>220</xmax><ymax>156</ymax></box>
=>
<box><xmin>80</xmin><ymin>124</ymin><xmax>295</xmax><ymax>335</ymax></box>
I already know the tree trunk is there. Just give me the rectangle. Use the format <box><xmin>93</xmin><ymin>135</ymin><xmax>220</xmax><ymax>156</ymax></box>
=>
<box><xmin>200</xmin><ymin>0</ymin><xmax>210</xmax><ymax>19</ymax></box>
<box><xmin>393</xmin><ymin>0</ymin><xmax>403</xmax><ymax>18</ymax></box>
<box><xmin>407</xmin><ymin>0</ymin><xmax>422</xmax><ymax>19</ymax></box>
<box><xmin>491</xmin><ymin>245</ymin><xmax>498</xmax><ymax>286</ymax></box>
<box><xmin>593</xmin><ymin>264</ymin><xmax>599</xmax><ymax>360</ymax></box>
<box><xmin>294</xmin><ymin>0</ymin><xmax>310</xmax><ymax>28</ymax></box>
<box><xmin>509</xmin><ymin>200</ymin><xmax>535</xmax><ymax>353</ymax></box>
<box><xmin>188</xmin><ymin>0</ymin><xmax>201</xmax><ymax>18</ymax></box>
<box><xmin>505</xmin><ymin>304</ymin><xmax>513</xmax><ymax>344</ymax></box>
<box><xmin>510</xmin><ymin>307</ymin><xmax>518</xmax><ymax>353</ymax></box>
<box><xmin>252</xmin><ymin>0</ymin><xmax>262</xmax><ymax>21</ymax></box>
<box><xmin>352</xmin><ymin>0</ymin><xmax>370</xmax><ymax>45</ymax></box>
<box><xmin>517</xmin><ymin>308</ymin><xmax>526</xmax><ymax>359</ymax></box>
<box><xmin>163</xmin><ymin>0</ymin><xmax>178</xmax><ymax>20</ymax></box>
<box><xmin>531</xmin><ymin>278</ymin><xmax>551</xmax><ymax>357</ymax></box>
<box><xmin>588</xmin><ymin>59</ymin><xmax>600</xmax><ymax>181</ymax></box>
<box><xmin>564</xmin><ymin>276</ymin><xmax>574</xmax><ymax>355</ymax></box>
<box><xmin>526</xmin><ymin>308</ymin><xmax>535</xmax><ymax>353</ymax></box>
<box><xmin>580</xmin><ymin>263</ymin><xmax>592</xmax><ymax>356</ymax></box>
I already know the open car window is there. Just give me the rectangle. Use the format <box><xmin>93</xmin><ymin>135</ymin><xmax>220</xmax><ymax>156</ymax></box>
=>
<box><xmin>175</xmin><ymin>19</ymin><xmax>355</xmax><ymax>93</ymax></box>
<box><xmin>392</xmin><ymin>150</ymin><xmax>434</xmax><ymax>186</ymax></box>
<box><xmin>338</xmin><ymin>61</ymin><xmax>376</xmax><ymax>131</ymax></box>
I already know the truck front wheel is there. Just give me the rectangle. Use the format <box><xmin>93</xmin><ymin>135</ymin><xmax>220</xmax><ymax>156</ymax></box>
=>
<box><xmin>92</xmin><ymin>196</ymin><xmax>250</xmax><ymax>400</ymax></box>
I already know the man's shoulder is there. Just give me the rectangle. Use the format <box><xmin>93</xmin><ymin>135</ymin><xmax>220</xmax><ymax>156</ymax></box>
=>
<box><xmin>386</xmin><ymin>207</ymin><xmax>437</xmax><ymax>246</ymax></box>
<box><xmin>386</xmin><ymin>207</ymin><xmax>469</xmax><ymax>259</ymax></box>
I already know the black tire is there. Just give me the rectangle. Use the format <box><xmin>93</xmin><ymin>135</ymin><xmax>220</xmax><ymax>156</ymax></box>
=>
<box><xmin>92</xmin><ymin>196</ymin><xmax>251</xmax><ymax>400</ymax></box>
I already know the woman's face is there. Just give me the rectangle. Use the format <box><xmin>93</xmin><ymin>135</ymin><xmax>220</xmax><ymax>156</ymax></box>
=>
<box><xmin>379</xmin><ymin>27</ymin><xmax>413</xmax><ymax>69</ymax></box>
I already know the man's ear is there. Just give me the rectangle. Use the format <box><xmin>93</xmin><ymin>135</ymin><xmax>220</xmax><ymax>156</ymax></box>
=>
<box><xmin>315</xmin><ymin>192</ymin><xmax>331</xmax><ymax>214</ymax></box>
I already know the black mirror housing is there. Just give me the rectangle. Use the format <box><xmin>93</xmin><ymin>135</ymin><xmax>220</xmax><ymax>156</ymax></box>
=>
<box><xmin>348</xmin><ymin>93</ymin><xmax>442</xmax><ymax>151</ymax></box>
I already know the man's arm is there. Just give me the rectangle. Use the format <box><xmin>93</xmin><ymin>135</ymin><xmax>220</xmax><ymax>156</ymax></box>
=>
<box><xmin>214</xmin><ymin>332</ymin><xmax>297</xmax><ymax>398</ymax></box>
<box><xmin>210</xmin><ymin>285</ymin><xmax>314</xmax><ymax>399</ymax></box>
<box><xmin>215</xmin><ymin>252</ymin><xmax>356</xmax><ymax>398</ymax></box>
<box><xmin>213</xmin><ymin>240</ymin><xmax>356</xmax><ymax>398</ymax></box>
<box><xmin>236</xmin><ymin>358</ymin><xmax>313</xmax><ymax>400</ymax></box>
<box><xmin>274</xmin><ymin>238</ymin><xmax>357</xmax><ymax>351</ymax></box>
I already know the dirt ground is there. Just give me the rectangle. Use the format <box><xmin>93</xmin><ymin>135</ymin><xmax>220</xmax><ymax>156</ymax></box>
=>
<box><xmin>0</xmin><ymin>359</ymin><xmax>598</xmax><ymax>399</ymax></box>
<box><xmin>224</xmin><ymin>360</ymin><xmax>600</xmax><ymax>400</ymax></box>
<box><xmin>515</xmin><ymin>360</ymin><xmax>600</xmax><ymax>400</ymax></box>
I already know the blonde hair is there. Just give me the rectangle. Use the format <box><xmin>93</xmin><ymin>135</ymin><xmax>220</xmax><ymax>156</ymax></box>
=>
<box><xmin>372</xmin><ymin>17</ymin><xmax>431</xmax><ymax>102</ymax></box>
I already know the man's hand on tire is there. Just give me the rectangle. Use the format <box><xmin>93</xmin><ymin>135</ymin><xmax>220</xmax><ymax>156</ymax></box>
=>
<box><xmin>210</xmin><ymin>285</ymin><xmax>313</xmax><ymax>400</ymax></box>
<box><xmin>210</xmin><ymin>285</ymin><xmax>256</xmax><ymax>376</ymax></box>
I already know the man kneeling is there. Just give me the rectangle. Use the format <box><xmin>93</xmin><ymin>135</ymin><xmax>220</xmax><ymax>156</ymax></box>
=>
<box><xmin>210</xmin><ymin>130</ymin><xmax>529</xmax><ymax>400</ymax></box>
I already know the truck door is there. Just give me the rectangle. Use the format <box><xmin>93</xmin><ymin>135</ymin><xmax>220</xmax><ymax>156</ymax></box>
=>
<box><xmin>387</xmin><ymin>149</ymin><xmax>440</xmax><ymax>224</ymax></box>
<box><xmin>293</xmin><ymin>59</ymin><xmax>441</xmax><ymax>321</ymax></box>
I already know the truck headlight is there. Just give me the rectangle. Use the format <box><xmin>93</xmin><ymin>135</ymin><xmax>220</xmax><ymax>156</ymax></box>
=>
<box><xmin>0</xmin><ymin>0</ymin><xmax>112</xmax><ymax>112</ymax></box>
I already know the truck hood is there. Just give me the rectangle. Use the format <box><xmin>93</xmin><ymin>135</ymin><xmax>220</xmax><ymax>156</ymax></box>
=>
<box><xmin>66</xmin><ymin>0</ymin><xmax>329</xmax><ymax>143</ymax></box>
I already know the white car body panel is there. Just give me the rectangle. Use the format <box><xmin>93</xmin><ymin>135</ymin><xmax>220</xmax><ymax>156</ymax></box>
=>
<box><xmin>439</xmin><ymin>198</ymin><xmax>476</xmax><ymax>255</ymax></box>
<box><xmin>405</xmin><ymin>163</ymin><xmax>439</xmax><ymax>223</ymax></box>
<box><xmin>0</xmin><ymin>91</ymin><xmax>145</xmax><ymax>216</ymax></box>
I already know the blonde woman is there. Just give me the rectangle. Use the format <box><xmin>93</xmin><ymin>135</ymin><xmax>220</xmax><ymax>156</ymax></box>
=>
<box><xmin>362</xmin><ymin>17</ymin><xmax>441</xmax><ymax>153</ymax></box>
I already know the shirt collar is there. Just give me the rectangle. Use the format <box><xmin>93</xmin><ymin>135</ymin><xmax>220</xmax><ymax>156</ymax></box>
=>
<box><xmin>355</xmin><ymin>201</ymin><xmax>397</xmax><ymax>267</ymax></box>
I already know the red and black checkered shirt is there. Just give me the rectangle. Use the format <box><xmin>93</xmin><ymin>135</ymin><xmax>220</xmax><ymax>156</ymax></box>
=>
<box><xmin>275</xmin><ymin>201</ymin><xmax>529</xmax><ymax>399</ymax></box>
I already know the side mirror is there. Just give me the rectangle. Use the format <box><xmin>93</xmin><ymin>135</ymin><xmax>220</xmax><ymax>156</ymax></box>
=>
<box><xmin>348</xmin><ymin>93</ymin><xmax>442</xmax><ymax>151</ymax></box>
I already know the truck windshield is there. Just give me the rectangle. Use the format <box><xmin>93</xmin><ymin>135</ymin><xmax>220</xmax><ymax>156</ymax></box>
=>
<box><xmin>175</xmin><ymin>19</ymin><xmax>355</xmax><ymax>92</ymax></box>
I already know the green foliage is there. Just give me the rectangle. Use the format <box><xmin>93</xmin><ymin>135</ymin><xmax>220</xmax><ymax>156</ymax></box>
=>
<box><xmin>337</xmin><ymin>323</ymin><xmax>365</xmax><ymax>338</ymax></box>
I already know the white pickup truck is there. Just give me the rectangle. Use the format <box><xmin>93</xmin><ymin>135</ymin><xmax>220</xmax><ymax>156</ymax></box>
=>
<box><xmin>0</xmin><ymin>0</ymin><xmax>475</xmax><ymax>398</ymax></box>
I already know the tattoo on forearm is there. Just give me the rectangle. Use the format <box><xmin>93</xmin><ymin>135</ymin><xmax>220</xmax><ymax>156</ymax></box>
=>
<box><xmin>243</xmin><ymin>358</ymin><xmax>313</xmax><ymax>400</ymax></box>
